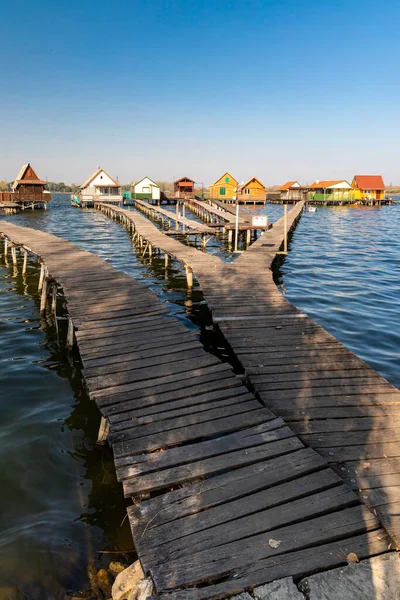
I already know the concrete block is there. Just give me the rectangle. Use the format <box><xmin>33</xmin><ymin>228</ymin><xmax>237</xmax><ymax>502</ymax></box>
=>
<box><xmin>299</xmin><ymin>552</ymin><xmax>400</xmax><ymax>600</ymax></box>
<box><xmin>253</xmin><ymin>577</ymin><xmax>304</xmax><ymax>599</ymax></box>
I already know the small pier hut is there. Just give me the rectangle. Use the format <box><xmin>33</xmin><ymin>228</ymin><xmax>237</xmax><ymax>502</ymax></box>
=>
<box><xmin>208</xmin><ymin>172</ymin><xmax>238</xmax><ymax>202</ymax></box>
<box><xmin>279</xmin><ymin>181</ymin><xmax>306</xmax><ymax>202</ymax></box>
<box><xmin>0</xmin><ymin>163</ymin><xmax>51</xmax><ymax>209</ymax></box>
<box><xmin>174</xmin><ymin>176</ymin><xmax>195</xmax><ymax>199</ymax></box>
<box><xmin>76</xmin><ymin>168</ymin><xmax>122</xmax><ymax>208</ymax></box>
<box><xmin>132</xmin><ymin>177</ymin><xmax>161</xmax><ymax>202</ymax></box>
<box><xmin>351</xmin><ymin>175</ymin><xmax>386</xmax><ymax>204</ymax></box>
<box><xmin>237</xmin><ymin>176</ymin><xmax>266</xmax><ymax>204</ymax></box>
<box><xmin>308</xmin><ymin>180</ymin><xmax>353</xmax><ymax>204</ymax></box>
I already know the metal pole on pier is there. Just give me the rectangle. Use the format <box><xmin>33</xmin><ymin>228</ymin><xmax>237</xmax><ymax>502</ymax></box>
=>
<box><xmin>284</xmin><ymin>204</ymin><xmax>288</xmax><ymax>253</ymax></box>
<box><xmin>234</xmin><ymin>193</ymin><xmax>239</xmax><ymax>252</ymax></box>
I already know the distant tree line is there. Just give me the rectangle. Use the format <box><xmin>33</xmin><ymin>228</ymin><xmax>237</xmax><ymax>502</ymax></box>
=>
<box><xmin>45</xmin><ymin>182</ymin><xmax>80</xmax><ymax>192</ymax></box>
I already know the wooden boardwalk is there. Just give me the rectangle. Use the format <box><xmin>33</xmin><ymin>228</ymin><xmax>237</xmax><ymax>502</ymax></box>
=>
<box><xmin>130</xmin><ymin>197</ymin><xmax>215</xmax><ymax>235</ymax></box>
<box><xmin>94</xmin><ymin>202</ymin><xmax>400</xmax><ymax>551</ymax></box>
<box><xmin>0</xmin><ymin>219</ymin><xmax>393</xmax><ymax>599</ymax></box>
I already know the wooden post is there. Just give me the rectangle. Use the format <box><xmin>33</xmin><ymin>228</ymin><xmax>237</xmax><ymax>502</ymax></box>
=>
<box><xmin>176</xmin><ymin>201</ymin><xmax>179</xmax><ymax>230</ymax></box>
<box><xmin>11</xmin><ymin>245</ymin><xmax>17</xmax><ymax>265</ymax></box>
<box><xmin>228</xmin><ymin>230</ymin><xmax>233</xmax><ymax>244</ymax></box>
<box><xmin>51</xmin><ymin>284</ymin><xmax>57</xmax><ymax>313</ymax></box>
<box><xmin>149</xmin><ymin>244</ymin><xmax>153</xmax><ymax>258</ymax></box>
<box><xmin>40</xmin><ymin>277</ymin><xmax>48</xmax><ymax>313</ymax></box>
<box><xmin>164</xmin><ymin>253</ymin><xmax>169</xmax><ymax>267</ymax></box>
<box><xmin>182</xmin><ymin>202</ymin><xmax>186</xmax><ymax>233</ymax></box>
<box><xmin>186</xmin><ymin>266</ymin><xmax>193</xmax><ymax>288</ymax></box>
<box><xmin>284</xmin><ymin>204</ymin><xmax>288</xmax><ymax>253</ymax></box>
<box><xmin>22</xmin><ymin>250</ymin><xmax>28</xmax><ymax>274</ymax></box>
<box><xmin>97</xmin><ymin>416</ymin><xmax>110</xmax><ymax>445</ymax></box>
<box><xmin>246</xmin><ymin>229</ymin><xmax>251</xmax><ymax>246</ymax></box>
<box><xmin>4</xmin><ymin>238</ymin><xmax>8</xmax><ymax>257</ymax></box>
<box><xmin>38</xmin><ymin>263</ymin><xmax>45</xmax><ymax>291</ymax></box>
<box><xmin>67</xmin><ymin>318</ymin><xmax>75</xmax><ymax>350</ymax></box>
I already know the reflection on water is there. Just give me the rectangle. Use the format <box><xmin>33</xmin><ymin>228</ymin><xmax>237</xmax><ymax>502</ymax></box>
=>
<box><xmin>277</xmin><ymin>204</ymin><xmax>400</xmax><ymax>389</ymax></box>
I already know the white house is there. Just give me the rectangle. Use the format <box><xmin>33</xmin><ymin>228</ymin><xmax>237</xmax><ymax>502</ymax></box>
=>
<box><xmin>79</xmin><ymin>168</ymin><xmax>122</xmax><ymax>206</ymax></box>
<box><xmin>132</xmin><ymin>176</ymin><xmax>160</xmax><ymax>201</ymax></box>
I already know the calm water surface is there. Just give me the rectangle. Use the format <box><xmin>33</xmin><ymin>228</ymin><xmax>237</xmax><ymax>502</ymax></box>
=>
<box><xmin>0</xmin><ymin>197</ymin><xmax>399</xmax><ymax>595</ymax></box>
<box><xmin>278</xmin><ymin>204</ymin><xmax>400</xmax><ymax>388</ymax></box>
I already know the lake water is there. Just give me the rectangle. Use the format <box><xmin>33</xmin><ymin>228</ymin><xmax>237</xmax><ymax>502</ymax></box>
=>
<box><xmin>0</xmin><ymin>196</ymin><xmax>399</xmax><ymax>595</ymax></box>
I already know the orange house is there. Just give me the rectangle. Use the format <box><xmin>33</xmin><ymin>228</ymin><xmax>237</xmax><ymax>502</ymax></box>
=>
<box><xmin>209</xmin><ymin>172</ymin><xmax>238</xmax><ymax>200</ymax></box>
<box><xmin>351</xmin><ymin>175</ymin><xmax>385</xmax><ymax>201</ymax></box>
<box><xmin>237</xmin><ymin>177</ymin><xmax>266</xmax><ymax>202</ymax></box>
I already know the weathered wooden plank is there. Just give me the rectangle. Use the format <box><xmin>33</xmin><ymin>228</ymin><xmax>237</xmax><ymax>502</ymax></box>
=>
<box><xmin>128</xmin><ymin>448</ymin><xmax>326</xmax><ymax>535</ymax></box>
<box><xmin>112</xmin><ymin>408</ymin><xmax>275</xmax><ymax>457</ymax></box>
<box><xmin>318</xmin><ymin>444</ymin><xmax>400</xmax><ymax>462</ymax></box>
<box><xmin>276</xmin><ymin>405</ymin><xmax>400</xmax><ymax>420</ymax></box>
<box><xmin>81</xmin><ymin>340</ymin><xmax>200</xmax><ymax>365</ymax></box>
<box><xmin>102</xmin><ymin>375</ymin><xmax>242</xmax><ymax>416</ymax></box>
<box><xmin>86</xmin><ymin>353</ymin><xmax>221</xmax><ymax>392</ymax></box>
<box><xmin>110</xmin><ymin>400</ymin><xmax>263</xmax><ymax>444</ymax></box>
<box><xmin>122</xmin><ymin>432</ymin><xmax>300</xmax><ymax>495</ymax></box>
<box><xmin>134</xmin><ymin>469</ymin><xmax>342</xmax><ymax>554</ymax></box>
<box><xmin>94</xmin><ymin>364</ymin><xmax>235</xmax><ymax>405</ymax></box>
<box><xmin>113</xmin><ymin>393</ymin><xmax>255</xmax><ymax>431</ymax></box>
<box><xmin>83</xmin><ymin>347</ymin><xmax>207</xmax><ymax>378</ymax></box>
<box><xmin>302</xmin><ymin>429</ymin><xmax>400</xmax><ymax>447</ymax></box>
<box><xmin>151</xmin><ymin>505</ymin><xmax>380</xmax><ymax>590</ymax></box>
<box><xmin>115</xmin><ymin>418</ymin><xmax>285</xmax><ymax>471</ymax></box>
<box><xmin>143</xmin><ymin>485</ymin><xmax>358</xmax><ymax>568</ymax></box>
<box><xmin>254</xmin><ymin>376</ymin><xmax>390</xmax><ymax>392</ymax></box>
<box><xmin>291</xmin><ymin>416</ymin><xmax>400</xmax><ymax>434</ymax></box>
<box><xmin>156</xmin><ymin>530</ymin><xmax>390</xmax><ymax>600</ymax></box>
<box><xmin>112</xmin><ymin>391</ymin><xmax>254</xmax><ymax>430</ymax></box>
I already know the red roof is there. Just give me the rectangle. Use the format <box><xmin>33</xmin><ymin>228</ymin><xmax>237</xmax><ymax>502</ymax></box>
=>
<box><xmin>279</xmin><ymin>181</ymin><xmax>299</xmax><ymax>191</ymax></box>
<box><xmin>353</xmin><ymin>175</ymin><xmax>385</xmax><ymax>190</ymax></box>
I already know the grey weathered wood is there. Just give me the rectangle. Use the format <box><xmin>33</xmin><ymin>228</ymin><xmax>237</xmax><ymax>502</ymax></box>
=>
<box><xmin>122</xmin><ymin>432</ymin><xmax>300</xmax><ymax>495</ymax></box>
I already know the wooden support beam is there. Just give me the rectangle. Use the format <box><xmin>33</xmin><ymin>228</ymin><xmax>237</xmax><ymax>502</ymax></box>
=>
<box><xmin>67</xmin><ymin>318</ymin><xmax>75</xmax><ymax>350</ymax></box>
<box><xmin>22</xmin><ymin>249</ymin><xmax>28</xmax><ymax>274</ymax></box>
<box><xmin>97</xmin><ymin>416</ymin><xmax>110</xmax><ymax>445</ymax></box>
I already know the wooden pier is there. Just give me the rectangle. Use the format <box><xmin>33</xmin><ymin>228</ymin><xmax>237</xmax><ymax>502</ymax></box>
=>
<box><xmin>94</xmin><ymin>203</ymin><xmax>400</xmax><ymax>546</ymax></box>
<box><xmin>1</xmin><ymin>210</ymin><xmax>398</xmax><ymax>599</ymax></box>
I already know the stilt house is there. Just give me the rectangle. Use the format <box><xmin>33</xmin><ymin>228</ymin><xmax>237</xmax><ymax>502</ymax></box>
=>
<box><xmin>174</xmin><ymin>177</ymin><xmax>195</xmax><ymax>199</ymax></box>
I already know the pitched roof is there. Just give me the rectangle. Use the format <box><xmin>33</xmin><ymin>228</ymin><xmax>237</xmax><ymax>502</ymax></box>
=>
<box><xmin>211</xmin><ymin>172</ymin><xmax>238</xmax><ymax>186</ymax></box>
<box><xmin>239</xmin><ymin>176</ymin><xmax>266</xmax><ymax>190</ymax></box>
<box><xmin>353</xmin><ymin>175</ymin><xmax>385</xmax><ymax>190</ymax></box>
<box><xmin>279</xmin><ymin>181</ymin><xmax>300</xmax><ymax>191</ymax></box>
<box><xmin>80</xmin><ymin>168</ymin><xmax>119</xmax><ymax>189</ymax></box>
<box><xmin>309</xmin><ymin>180</ymin><xmax>350</xmax><ymax>189</ymax></box>
<box><xmin>174</xmin><ymin>176</ymin><xmax>195</xmax><ymax>184</ymax></box>
<box><xmin>134</xmin><ymin>176</ymin><xmax>160</xmax><ymax>188</ymax></box>
<box><xmin>12</xmin><ymin>163</ymin><xmax>45</xmax><ymax>189</ymax></box>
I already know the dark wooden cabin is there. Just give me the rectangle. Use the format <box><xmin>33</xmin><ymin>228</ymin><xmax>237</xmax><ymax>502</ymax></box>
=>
<box><xmin>0</xmin><ymin>163</ymin><xmax>51</xmax><ymax>209</ymax></box>
<box><xmin>174</xmin><ymin>176</ymin><xmax>195</xmax><ymax>199</ymax></box>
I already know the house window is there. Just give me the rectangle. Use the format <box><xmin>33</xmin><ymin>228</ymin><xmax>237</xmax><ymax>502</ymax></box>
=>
<box><xmin>220</xmin><ymin>187</ymin><xmax>226</xmax><ymax>195</ymax></box>
<box><xmin>225</xmin><ymin>177</ymin><xmax>230</xmax><ymax>182</ymax></box>
<box><xmin>244</xmin><ymin>188</ymin><xmax>250</xmax><ymax>195</ymax></box>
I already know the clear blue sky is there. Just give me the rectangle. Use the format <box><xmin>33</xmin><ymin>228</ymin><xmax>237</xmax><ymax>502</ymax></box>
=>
<box><xmin>1</xmin><ymin>0</ymin><xmax>399</xmax><ymax>185</ymax></box>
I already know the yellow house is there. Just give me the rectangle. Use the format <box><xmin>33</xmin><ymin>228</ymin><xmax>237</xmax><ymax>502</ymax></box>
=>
<box><xmin>351</xmin><ymin>175</ymin><xmax>385</xmax><ymax>201</ymax></box>
<box><xmin>209</xmin><ymin>172</ymin><xmax>238</xmax><ymax>200</ymax></box>
<box><xmin>238</xmin><ymin>177</ymin><xmax>266</xmax><ymax>202</ymax></box>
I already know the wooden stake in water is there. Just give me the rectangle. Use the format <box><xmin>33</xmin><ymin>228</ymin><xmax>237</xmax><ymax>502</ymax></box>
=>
<box><xmin>284</xmin><ymin>204</ymin><xmax>288</xmax><ymax>253</ymax></box>
<box><xmin>22</xmin><ymin>250</ymin><xmax>28</xmax><ymax>274</ymax></box>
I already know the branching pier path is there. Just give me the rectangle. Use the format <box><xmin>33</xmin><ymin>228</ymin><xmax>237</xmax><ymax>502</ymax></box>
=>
<box><xmin>1</xmin><ymin>207</ymin><xmax>398</xmax><ymax>599</ymax></box>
